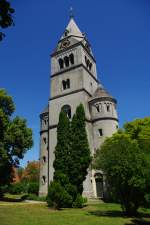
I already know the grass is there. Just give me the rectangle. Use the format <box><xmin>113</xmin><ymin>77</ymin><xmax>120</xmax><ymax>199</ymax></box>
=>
<box><xmin>0</xmin><ymin>200</ymin><xmax>150</xmax><ymax>225</ymax></box>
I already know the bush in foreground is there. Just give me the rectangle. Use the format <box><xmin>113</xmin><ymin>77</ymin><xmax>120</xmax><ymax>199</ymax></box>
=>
<box><xmin>72</xmin><ymin>194</ymin><xmax>87</xmax><ymax>208</ymax></box>
<box><xmin>28</xmin><ymin>182</ymin><xmax>39</xmax><ymax>195</ymax></box>
<box><xmin>94</xmin><ymin>131</ymin><xmax>150</xmax><ymax>216</ymax></box>
<box><xmin>47</xmin><ymin>181</ymin><xmax>72</xmax><ymax>209</ymax></box>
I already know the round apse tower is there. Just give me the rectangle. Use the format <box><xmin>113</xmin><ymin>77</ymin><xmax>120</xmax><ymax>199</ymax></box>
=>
<box><xmin>89</xmin><ymin>85</ymin><xmax>118</xmax><ymax>151</ymax></box>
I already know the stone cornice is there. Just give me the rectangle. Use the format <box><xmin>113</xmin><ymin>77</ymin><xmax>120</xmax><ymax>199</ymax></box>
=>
<box><xmin>48</xmin><ymin>117</ymin><xmax>119</xmax><ymax>130</ymax></box>
<box><xmin>51</xmin><ymin>63</ymin><xmax>99</xmax><ymax>84</ymax></box>
<box><xmin>50</xmin><ymin>88</ymin><xmax>92</xmax><ymax>101</ymax></box>
<box><xmin>51</xmin><ymin>41</ymin><xmax>96</xmax><ymax>63</ymax></box>
<box><xmin>88</xmin><ymin>96</ymin><xmax>117</xmax><ymax>104</ymax></box>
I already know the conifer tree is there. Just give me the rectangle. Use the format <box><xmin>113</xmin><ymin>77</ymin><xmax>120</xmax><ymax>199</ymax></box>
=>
<box><xmin>53</xmin><ymin>111</ymin><xmax>70</xmax><ymax>179</ymax></box>
<box><xmin>69</xmin><ymin>104</ymin><xmax>91</xmax><ymax>194</ymax></box>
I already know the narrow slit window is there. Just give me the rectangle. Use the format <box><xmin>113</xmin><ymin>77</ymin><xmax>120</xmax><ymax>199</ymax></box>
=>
<box><xmin>95</xmin><ymin>104</ymin><xmax>100</xmax><ymax>112</ymax></box>
<box><xmin>43</xmin><ymin>137</ymin><xmax>47</xmax><ymax>144</ymax></box>
<box><xmin>106</xmin><ymin>104</ymin><xmax>110</xmax><ymax>112</ymax></box>
<box><xmin>42</xmin><ymin>156</ymin><xmax>46</xmax><ymax>163</ymax></box>
<box><xmin>89</xmin><ymin>63</ymin><xmax>92</xmax><ymax>71</ymax></box>
<box><xmin>98</xmin><ymin>129</ymin><xmax>103</xmax><ymax>137</ymax></box>
<box><xmin>42</xmin><ymin>176</ymin><xmax>46</xmax><ymax>184</ymax></box>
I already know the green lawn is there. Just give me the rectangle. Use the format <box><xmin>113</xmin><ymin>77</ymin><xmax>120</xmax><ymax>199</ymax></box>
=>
<box><xmin>0</xmin><ymin>200</ymin><xmax>150</xmax><ymax>225</ymax></box>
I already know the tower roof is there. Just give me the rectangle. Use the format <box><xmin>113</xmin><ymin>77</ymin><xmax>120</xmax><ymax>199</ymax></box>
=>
<box><xmin>89</xmin><ymin>85</ymin><xmax>117</xmax><ymax>104</ymax></box>
<box><xmin>60</xmin><ymin>18</ymin><xmax>84</xmax><ymax>40</ymax></box>
<box><xmin>40</xmin><ymin>105</ymin><xmax>49</xmax><ymax>115</ymax></box>
<box><xmin>93</xmin><ymin>85</ymin><xmax>113</xmax><ymax>98</ymax></box>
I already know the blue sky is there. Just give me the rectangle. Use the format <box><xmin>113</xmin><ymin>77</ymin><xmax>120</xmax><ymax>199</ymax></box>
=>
<box><xmin>1</xmin><ymin>0</ymin><xmax>150</xmax><ymax>167</ymax></box>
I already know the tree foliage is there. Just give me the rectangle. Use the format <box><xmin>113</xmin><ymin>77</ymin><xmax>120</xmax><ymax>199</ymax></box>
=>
<box><xmin>69</xmin><ymin>104</ymin><xmax>91</xmax><ymax>194</ymax></box>
<box><xmin>21</xmin><ymin>161</ymin><xmax>39</xmax><ymax>183</ymax></box>
<box><xmin>0</xmin><ymin>0</ymin><xmax>15</xmax><ymax>41</ymax></box>
<box><xmin>53</xmin><ymin>111</ymin><xmax>71</xmax><ymax>178</ymax></box>
<box><xmin>48</xmin><ymin>104</ymin><xmax>91</xmax><ymax>208</ymax></box>
<box><xmin>124</xmin><ymin>117</ymin><xmax>150</xmax><ymax>154</ymax></box>
<box><xmin>94</xmin><ymin>118</ymin><xmax>150</xmax><ymax>216</ymax></box>
<box><xmin>0</xmin><ymin>89</ymin><xmax>33</xmax><ymax>196</ymax></box>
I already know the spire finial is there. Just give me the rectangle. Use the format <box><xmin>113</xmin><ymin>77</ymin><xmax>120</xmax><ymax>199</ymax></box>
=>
<box><xmin>69</xmin><ymin>7</ymin><xmax>74</xmax><ymax>18</ymax></box>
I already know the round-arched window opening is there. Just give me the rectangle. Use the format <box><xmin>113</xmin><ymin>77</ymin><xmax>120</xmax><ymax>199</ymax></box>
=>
<box><xmin>89</xmin><ymin>63</ymin><xmax>92</xmax><ymax>71</ymax></box>
<box><xmin>64</xmin><ymin>56</ymin><xmax>69</xmax><ymax>67</ymax></box>
<box><xmin>69</xmin><ymin>53</ymin><xmax>74</xmax><ymax>65</ymax></box>
<box><xmin>42</xmin><ymin>176</ymin><xmax>46</xmax><ymax>185</ymax></box>
<box><xmin>61</xmin><ymin>105</ymin><xmax>71</xmax><ymax>119</ymax></box>
<box><xmin>42</xmin><ymin>156</ymin><xmax>46</xmax><ymax>163</ymax></box>
<box><xmin>58</xmin><ymin>58</ymin><xmax>64</xmax><ymax>69</ymax></box>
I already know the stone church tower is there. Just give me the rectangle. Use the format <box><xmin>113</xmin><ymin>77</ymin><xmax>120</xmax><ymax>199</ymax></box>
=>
<box><xmin>39</xmin><ymin>16</ymin><xmax>118</xmax><ymax>197</ymax></box>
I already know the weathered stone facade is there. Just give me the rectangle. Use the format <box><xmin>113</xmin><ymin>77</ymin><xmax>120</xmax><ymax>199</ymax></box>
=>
<box><xmin>39</xmin><ymin>17</ymin><xmax>119</xmax><ymax>197</ymax></box>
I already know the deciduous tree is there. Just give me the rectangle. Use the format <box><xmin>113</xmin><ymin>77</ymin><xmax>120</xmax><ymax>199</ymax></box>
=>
<box><xmin>94</xmin><ymin>119</ymin><xmax>150</xmax><ymax>216</ymax></box>
<box><xmin>0</xmin><ymin>0</ymin><xmax>15</xmax><ymax>41</ymax></box>
<box><xmin>0</xmin><ymin>89</ymin><xmax>33</xmax><ymax>196</ymax></box>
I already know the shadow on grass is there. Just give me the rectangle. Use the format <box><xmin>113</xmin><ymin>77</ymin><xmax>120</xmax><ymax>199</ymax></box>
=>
<box><xmin>89</xmin><ymin>209</ymin><xmax>124</xmax><ymax>217</ymax></box>
<box><xmin>125</xmin><ymin>219</ymin><xmax>150</xmax><ymax>225</ymax></box>
<box><xmin>88</xmin><ymin>210</ymin><xmax>150</xmax><ymax>219</ymax></box>
<box><xmin>0</xmin><ymin>194</ymin><xmax>28</xmax><ymax>202</ymax></box>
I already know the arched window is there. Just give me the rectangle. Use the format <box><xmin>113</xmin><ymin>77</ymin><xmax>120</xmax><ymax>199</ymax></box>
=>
<box><xmin>58</xmin><ymin>58</ymin><xmax>64</xmax><ymax>69</ymax></box>
<box><xmin>42</xmin><ymin>156</ymin><xmax>46</xmax><ymax>163</ymax></box>
<box><xmin>62</xmin><ymin>79</ymin><xmax>70</xmax><ymax>90</ymax></box>
<box><xmin>61</xmin><ymin>105</ymin><xmax>71</xmax><ymax>119</ymax></box>
<box><xmin>66</xmin><ymin>79</ymin><xmax>70</xmax><ymax>88</ymax></box>
<box><xmin>64</xmin><ymin>56</ymin><xmax>69</xmax><ymax>67</ymax></box>
<box><xmin>69</xmin><ymin>53</ymin><xmax>74</xmax><ymax>65</ymax></box>
<box><xmin>62</xmin><ymin>80</ymin><xmax>67</xmax><ymax>90</ymax></box>
<box><xmin>43</xmin><ymin>137</ymin><xmax>46</xmax><ymax>144</ymax></box>
<box><xmin>42</xmin><ymin>176</ymin><xmax>46</xmax><ymax>184</ymax></box>
<box><xmin>86</xmin><ymin>59</ymin><xmax>90</xmax><ymax>68</ymax></box>
<box><xmin>106</xmin><ymin>104</ymin><xmax>110</xmax><ymax>112</ymax></box>
<box><xmin>95</xmin><ymin>104</ymin><xmax>100</xmax><ymax>112</ymax></box>
<box><xmin>89</xmin><ymin>63</ymin><xmax>92</xmax><ymax>71</ymax></box>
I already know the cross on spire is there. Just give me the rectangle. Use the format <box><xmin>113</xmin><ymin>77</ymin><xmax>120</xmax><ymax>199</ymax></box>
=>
<box><xmin>69</xmin><ymin>7</ymin><xmax>74</xmax><ymax>18</ymax></box>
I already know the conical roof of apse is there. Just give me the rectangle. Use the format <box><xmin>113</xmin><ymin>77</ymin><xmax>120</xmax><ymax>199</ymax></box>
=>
<box><xmin>93</xmin><ymin>85</ymin><xmax>113</xmax><ymax>98</ymax></box>
<box><xmin>40</xmin><ymin>105</ymin><xmax>49</xmax><ymax>115</ymax></box>
<box><xmin>89</xmin><ymin>85</ymin><xmax>117</xmax><ymax>104</ymax></box>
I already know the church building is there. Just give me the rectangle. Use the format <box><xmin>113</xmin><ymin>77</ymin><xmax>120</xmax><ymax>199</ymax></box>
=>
<box><xmin>39</xmin><ymin>16</ymin><xmax>118</xmax><ymax>198</ymax></box>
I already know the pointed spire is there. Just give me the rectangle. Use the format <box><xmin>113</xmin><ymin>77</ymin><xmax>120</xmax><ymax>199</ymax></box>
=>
<box><xmin>60</xmin><ymin>17</ymin><xmax>83</xmax><ymax>40</ymax></box>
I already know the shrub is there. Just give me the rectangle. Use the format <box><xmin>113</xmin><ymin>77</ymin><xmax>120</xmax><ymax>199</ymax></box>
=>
<box><xmin>9</xmin><ymin>182</ymin><xmax>25</xmax><ymax>194</ymax></box>
<box><xmin>26</xmin><ymin>193</ymin><xmax>46</xmax><ymax>201</ymax></box>
<box><xmin>47</xmin><ymin>181</ymin><xmax>72</xmax><ymax>209</ymax></box>
<box><xmin>28</xmin><ymin>182</ymin><xmax>39</xmax><ymax>195</ymax></box>
<box><xmin>0</xmin><ymin>185</ymin><xmax>9</xmax><ymax>198</ymax></box>
<box><xmin>72</xmin><ymin>194</ymin><xmax>87</xmax><ymax>208</ymax></box>
<box><xmin>65</xmin><ymin>183</ymin><xmax>77</xmax><ymax>201</ymax></box>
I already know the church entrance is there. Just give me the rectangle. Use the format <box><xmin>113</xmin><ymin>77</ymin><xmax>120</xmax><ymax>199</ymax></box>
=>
<box><xmin>95</xmin><ymin>173</ymin><xmax>103</xmax><ymax>198</ymax></box>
